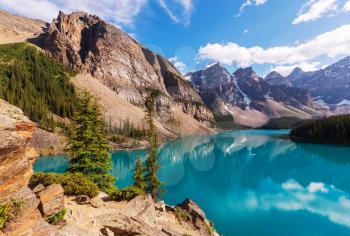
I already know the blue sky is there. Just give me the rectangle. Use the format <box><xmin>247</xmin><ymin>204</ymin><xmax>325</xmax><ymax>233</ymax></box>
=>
<box><xmin>1</xmin><ymin>0</ymin><xmax>350</xmax><ymax>76</ymax></box>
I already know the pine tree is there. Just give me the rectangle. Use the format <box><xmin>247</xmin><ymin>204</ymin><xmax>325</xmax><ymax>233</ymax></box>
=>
<box><xmin>143</xmin><ymin>89</ymin><xmax>163</xmax><ymax>201</ymax></box>
<box><xmin>68</xmin><ymin>91</ymin><xmax>115</xmax><ymax>192</ymax></box>
<box><xmin>132</xmin><ymin>156</ymin><xmax>145</xmax><ymax>190</ymax></box>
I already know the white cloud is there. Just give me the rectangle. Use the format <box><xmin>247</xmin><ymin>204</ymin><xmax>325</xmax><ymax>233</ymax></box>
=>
<box><xmin>272</xmin><ymin>62</ymin><xmax>321</xmax><ymax>76</ymax></box>
<box><xmin>343</xmin><ymin>0</ymin><xmax>350</xmax><ymax>11</ymax></box>
<box><xmin>197</xmin><ymin>24</ymin><xmax>350</xmax><ymax>70</ymax></box>
<box><xmin>293</xmin><ymin>0</ymin><xmax>339</xmax><ymax>25</ymax></box>
<box><xmin>244</xmin><ymin>179</ymin><xmax>350</xmax><ymax>228</ymax></box>
<box><xmin>169</xmin><ymin>57</ymin><xmax>187</xmax><ymax>73</ymax></box>
<box><xmin>158</xmin><ymin>0</ymin><xmax>193</xmax><ymax>26</ymax></box>
<box><xmin>0</xmin><ymin>0</ymin><xmax>148</xmax><ymax>26</ymax></box>
<box><xmin>244</xmin><ymin>28</ymin><xmax>249</xmax><ymax>34</ymax></box>
<box><xmin>235</xmin><ymin>0</ymin><xmax>268</xmax><ymax>17</ymax></box>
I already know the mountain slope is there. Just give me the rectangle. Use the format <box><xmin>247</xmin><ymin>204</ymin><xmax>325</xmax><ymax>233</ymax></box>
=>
<box><xmin>33</xmin><ymin>11</ymin><xmax>213</xmax><ymax>137</ymax></box>
<box><xmin>38</xmin><ymin>12</ymin><xmax>212</xmax><ymax>116</ymax></box>
<box><xmin>265</xmin><ymin>71</ymin><xmax>290</xmax><ymax>86</ymax></box>
<box><xmin>0</xmin><ymin>10</ymin><xmax>45</xmax><ymax>44</ymax></box>
<box><xmin>0</xmin><ymin>42</ymin><xmax>79</xmax><ymax>130</ymax></box>
<box><xmin>187</xmin><ymin>65</ymin><xmax>316</xmax><ymax>127</ymax></box>
<box><xmin>186</xmin><ymin>63</ymin><xmax>245</xmax><ymax>114</ymax></box>
<box><xmin>267</xmin><ymin>57</ymin><xmax>350</xmax><ymax>105</ymax></box>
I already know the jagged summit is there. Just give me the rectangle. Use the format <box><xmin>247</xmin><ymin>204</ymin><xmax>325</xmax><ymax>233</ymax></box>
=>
<box><xmin>265</xmin><ymin>71</ymin><xmax>291</xmax><ymax>86</ymax></box>
<box><xmin>234</xmin><ymin>67</ymin><xmax>256</xmax><ymax>77</ymax></box>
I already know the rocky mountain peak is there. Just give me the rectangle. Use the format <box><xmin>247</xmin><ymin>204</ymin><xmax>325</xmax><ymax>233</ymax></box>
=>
<box><xmin>265</xmin><ymin>71</ymin><xmax>291</xmax><ymax>86</ymax></box>
<box><xmin>234</xmin><ymin>67</ymin><xmax>260</xmax><ymax>81</ymax></box>
<box><xmin>38</xmin><ymin>11</ymin><xmax>214</xmax><ymax>134</ymax></box>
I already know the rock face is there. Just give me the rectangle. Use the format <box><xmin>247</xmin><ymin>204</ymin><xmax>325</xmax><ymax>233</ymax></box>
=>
<box><xmin>265</xmin><ymin>71</ymin><xmax>291</xmax><ymax>86</ymax></box>
<box><xmin>38</xmin><ymin>184</ymin><xmax>65</xmax><ymax>217</ymax></box>
<box><xmin>187</xmin><ymin>63</ymin><xmax>245</xmax><ymax>114</ymax></box>
<box><xmin>0</xmin><ymin>99</ymin><xmax>37</xmax><ymax>203</ymax></box>
<box><xmin>288</xmin><ymin>57</ymin><xmax>350</xmax><ymax>104</ymax></box>
<box><xmin>38</xmin><ymin>11</ymin><xmax>213</xmax><ymax>131</ymax></box>
<box><xmin>0</xmin><ymin>99</ymin><xmax>56</xmax><ymax>235</ymax></box>
<box><xmin>235</xmin><ymin>67</ymin><xmax>313</xmax><ymax>111</ymax></box>
<box><xmin>60</xmin><ymin>194</ymin><xmax>219</xmax><ymax>236</ymax></box>
<box><xmin>187</xmin><ymin>65</ymin><xmax>315</xmax><ymax>127</ymax></box>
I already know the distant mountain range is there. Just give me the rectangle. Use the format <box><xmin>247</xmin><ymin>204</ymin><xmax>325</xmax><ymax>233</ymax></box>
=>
<box><xmin>186</xmin><ymin>63</ymin><xmax>316</xmax><ymax>127</ymax></box>
<box><xmin>266</xmin><ymin>57</ymin><xmax>350</xmax><ymax>105</ymax></box>
<box><xmin>1</xmin><ymin>9</ymin><xmax>350</xmax><ymax>131</ymax></box>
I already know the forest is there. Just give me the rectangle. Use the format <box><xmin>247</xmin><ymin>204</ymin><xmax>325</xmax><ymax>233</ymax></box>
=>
<box><xmin>290</xmin><ymin>114</ymin><xmax>350</xmax><ymax>145</ymax></box>
<box><xmin>0</xmin><ymin>43</ymin><xmax>79</xmax><ymax>131</ymax></box>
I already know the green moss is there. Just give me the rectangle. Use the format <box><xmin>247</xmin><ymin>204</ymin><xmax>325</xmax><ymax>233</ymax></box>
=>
<box><xmin>46</xmin><ymin>208</ymin><xmax>67</xmax><ymax>224</ymax></box>
<box><xmin>30</xmin><ymin>172</ymin><xmax>99</xmax><ymax>198</ymax></box>
<box><xmin>0</xmin><ymin>199</ymin><xmax>26</xmax><ymax>229</ymax></box>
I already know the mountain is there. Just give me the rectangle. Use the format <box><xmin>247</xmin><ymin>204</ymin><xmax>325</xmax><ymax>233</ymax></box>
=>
<box><xmin>31</xmin><ymin>11</ymin><xmax>214</xmax><ymax>138</ymax></box>
<box><xmin>0</xmin><ymin>10</ymin><xmax>45</xmax><ymax>44</ymax></box>
<box><xmin>292</xmin><ymin>57</ymin><xmax>350</xmax><ymax>104</ymax></box>
<box><xmin>187</xmin><ymin>65</ymin><xmax>315</xmax><ymax>127</ymax></box>
<box><xmin>186</xmin><ymin>63</ymin><xmax>245</xmax><ymax>114</ymax></box>
<box><xmin>235</xmin><ymin>67</ymin><xmax>313</xmax><ymax>110</ymax></box>
<box><xmin>265</xmin><ymin>71</ymin><xmax>290</xmax><ymax>86</ymax></box>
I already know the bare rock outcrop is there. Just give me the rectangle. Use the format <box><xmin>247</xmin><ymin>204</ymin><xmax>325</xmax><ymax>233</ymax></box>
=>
<box><xmin>60</xmin><ymin>194</ymin><xmax>219</xmax><ymax>236</ymax></box>
<box><xmin>38</xmin><ymin>184</ymin><xmax>65</xmax><ymax>217</ymax></box>
<box><xmin>0</xmin><ymin>99</ymin><xmax>57</xmax><ymax>235</ymax></box>
<box><xmin>38</xmin><ymin>11</ymin><xmax>214</xmax><ymax>134</ymax></box>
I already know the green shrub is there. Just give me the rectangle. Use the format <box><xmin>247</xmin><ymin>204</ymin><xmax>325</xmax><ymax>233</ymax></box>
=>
<box><xmin>109</xmin><ymin>186</ymin><xmax>144</xmax><ymax>201</ymax></box>
<box><xmin>0</xmin><ymin>199</ymin><xmax>26</xmax><ymax>229</ymax></box>
<box><xmin>46</xmin><ymin>208</ymin><xmax>67</xmax><ymax>224</ymax></box>
<box><xmin>30</xmin><ymin>172</ymin><xmax>99</xmax><ymax>198</ymax></box>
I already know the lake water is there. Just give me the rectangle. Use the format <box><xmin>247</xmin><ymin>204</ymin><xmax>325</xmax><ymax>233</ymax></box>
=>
<box><xmin>33</xmin><ymin>130</ymin><xmax>350</xmax><ymax>236</ymax></box>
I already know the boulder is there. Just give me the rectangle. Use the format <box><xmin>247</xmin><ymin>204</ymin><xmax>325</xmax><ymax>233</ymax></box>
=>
<box><xmin>32</xmin><ymin>184</ymin><xmax>45</xmax><ymax>194</ymax></box>
<box><xmin>74</xmin><ymin>195</ymin><xmax>91</xmax><ymax>205</ymax></box>
<box><xmin>177</xmin><ymin>199</ymin><xmax>206</xmax><ymax>221</ymax></box>
<box><xmin>155</xmin><ymin>200</ymin><xmax>166</xmax><ymax>212</ymax></box>
<box><xmin>91</xmin><ymin>197</ymin><xmax>104</xmax><ymax>208</ymax></box>
<box><xmin>122</xmin><ymin>194</ymin><xmax>156</xmax><ymax>226</ymax></box>
<box><xmin>38</xmin><ymin>184</ymin><xmax>64</xmax><ymax>217</ymax></box>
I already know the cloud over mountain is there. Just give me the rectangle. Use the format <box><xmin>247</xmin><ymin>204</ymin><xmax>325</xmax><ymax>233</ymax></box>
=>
<box><xmin>197</xmin><ymin>24</ymin><xmax>350</xmax><ymax>72</ymax></box>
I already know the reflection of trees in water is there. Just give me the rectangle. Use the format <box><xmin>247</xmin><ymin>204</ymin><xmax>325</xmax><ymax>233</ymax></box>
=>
<box><xmin>158</xmin><ymin>135</ymin><xmax>215</xmax><ymax>164</ymax></box>
<box><xmin>34</xmin><ymin>156</ymin><xmax>68</xmax><ymax>173</ymax></box>
<box><xmin>295</xmin><ymin>143</ymin><xmax>350</xmax><ymax>165</ymax></box>
<box><xmin>111</xmin><ymin>150</ymin><xmax>146</xmax><ymax>178</ymax></box>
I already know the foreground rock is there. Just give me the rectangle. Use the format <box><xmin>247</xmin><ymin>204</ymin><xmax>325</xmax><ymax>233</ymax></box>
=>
<box><xmin>60</xmin><ymin>194</ymin><xmax>219</xmax><ymax>236</ymax></box>
<box><xmin>38</xmin><ymin>184</ymin><xmax>65</xmax><ymax>217</ymax></box>
<box><xmin>0</xmin><ymin>99</ymin><xmax>57</xmax><ymax>235</ymax></box>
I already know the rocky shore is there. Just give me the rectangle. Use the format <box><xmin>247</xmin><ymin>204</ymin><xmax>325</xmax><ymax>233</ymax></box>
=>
<box><xmin>0</xmin><ymin>99</ymin><xmax>219</xmax><ymax>236</ymax></box>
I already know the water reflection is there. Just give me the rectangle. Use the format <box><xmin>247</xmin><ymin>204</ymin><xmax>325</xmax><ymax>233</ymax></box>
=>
<box><xmin>34</xmin><ymin>130</ymin><xmax>350</xmax><ymax>236</ymax></box>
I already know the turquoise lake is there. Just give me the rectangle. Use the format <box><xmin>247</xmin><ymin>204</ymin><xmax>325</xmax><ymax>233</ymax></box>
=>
<box><xmin>33</xmin><ymin>130</ymin><xmax>350</xmax><ymax>236</ymax></box>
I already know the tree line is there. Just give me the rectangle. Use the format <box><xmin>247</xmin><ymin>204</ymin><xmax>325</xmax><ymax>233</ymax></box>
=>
<box><xmin>290</xmin><ymin>114</ymin><xmax>350</xmax><ymax>144</ymax></box>
<box><xmin>0</xmin><ymin>43</ymin><xmax>79</xmax><ymax>131</ymax></box>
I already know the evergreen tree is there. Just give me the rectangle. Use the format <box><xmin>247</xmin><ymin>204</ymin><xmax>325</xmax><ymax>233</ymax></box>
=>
<box><xmin>132</xmin><ymin>156</ymin><xmax>145</xmax><ymax>190</ymax></box>
<box><xmin>143</xmin><ymin>89</ymin><xmax>163</xmax><ymax>201</ymax></box>
<box><xmin>68</xmin><ymin>91</ymin><xmax>115</xmax><ymax>192</ymax></box>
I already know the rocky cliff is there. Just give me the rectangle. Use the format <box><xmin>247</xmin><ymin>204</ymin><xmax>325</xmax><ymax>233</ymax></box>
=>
<box><xmin>0</xmin><ymin>99</ymin><xmax>56</xmax><ymax>235</ymax></box>
<box><xmin>187</xmin><ymin>64</ymin><xmax>315</xmax><ymax>127</ymax></box>
<box><xmin>37</xmin><ymin>11</ymin><xmax>213</xmax><ymax>135</ymax></box>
